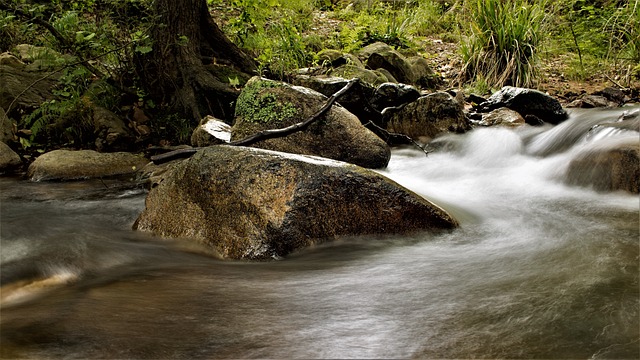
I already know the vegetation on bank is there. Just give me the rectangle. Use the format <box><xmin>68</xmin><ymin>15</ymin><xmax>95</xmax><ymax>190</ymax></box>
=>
<box><xmin>0</xmin><ymin>0</ymin><xmax>638</xmax><ymax>153</ymax></box>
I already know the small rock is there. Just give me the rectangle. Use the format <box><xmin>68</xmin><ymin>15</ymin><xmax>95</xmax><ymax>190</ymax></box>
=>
<box><xmin>479</xmin><ymin>107</ymin><xmax>526</xmax><ymax>127</ymax></box>
<box><xmin>0</xmin><ymin>141</ymin><xmax>21</xmax><ymax>172</ymax></box>
<box><xmin>191</xmin><ymin>115</ymin><xmax>231</xmax><ymax>147</ymax></box>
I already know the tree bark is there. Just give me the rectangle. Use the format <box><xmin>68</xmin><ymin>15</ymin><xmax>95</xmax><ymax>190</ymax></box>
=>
<box><xmin>144</xmin><ymin>0</ymin><xmax>257</xmax><ymax>121</ymax></box>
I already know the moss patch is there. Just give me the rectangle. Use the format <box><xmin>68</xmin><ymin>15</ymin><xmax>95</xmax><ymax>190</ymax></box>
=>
<box><xmin>235</xmin><ymin>79</ymin><xmax>300</xmax><ymax>125</ymax></box>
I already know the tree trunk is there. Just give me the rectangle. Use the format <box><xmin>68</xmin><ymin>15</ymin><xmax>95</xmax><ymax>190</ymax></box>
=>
<box><xmin>144</xmin><ymin>0</ymin><xmax>257</xmax><ymax>121</ymax></box>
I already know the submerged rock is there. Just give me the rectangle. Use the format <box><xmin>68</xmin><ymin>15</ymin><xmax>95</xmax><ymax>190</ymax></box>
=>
<box><xmin>232</xmin><ymin>77</ymin><xmax>390</xmax><ymax>169</ymax></box>
<box><xmin>477</xmin><ymin>86</ymin><xmax>568</xmax><ymax>125</ymax></box>
<box><xmin>133</xmin><ymin>146</ymin><xmax>458</xmax><ymax>260</ymax></box>
<box><xmin>566</xmin><ymin>139</ymin><xmax>639</xmax><ymax>193</ymax></box>
<box><xmin>27</xmin><ymin>149</ymin><xmax>148</xmax><ymax>181</ymax></box>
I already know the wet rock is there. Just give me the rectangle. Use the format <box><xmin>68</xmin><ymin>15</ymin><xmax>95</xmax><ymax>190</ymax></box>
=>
<box><xmin>232</xmin><ymin>77</ymin><xmax>391</xmax><ymax>169</ymax></box>
<box><xmin>191</xmin><ymin>115</ymin><xmax>232</xmax><ymax>147</ymax></box>
<box><xmin>477</xmin><ymin>86</ymin><xmax>568</xmax><ymax>124</ymax></box>
<box><xmin>566</xmin><ymin>140</ymin><xmax>639</xmax><ymax>193</ymax></box>
<box><xmin>386</xmin><ymin>92</ymin><xmax>471</xmax><ymax>141</ymax></box>
<box><xmin>133</xmin><ymin>145</ymin><xmax>458</xmax><ymax>260</ymax></box>
<box><xmin>478</xmin><ymin>107</ymin><xmax>526</xmax><ymax>127</ymax></box>
<box><xmin>595</xmin><ymin>87</ymin><xmax>628</xmax><ymax>104</ymax></box>
<box><xmin>0</xmin><ymin>141</ymin><xmax>21</xmax><ymax>172</ymax></box>
<box><xmin>370</xmin><ymin>82</ymin><xmax>421</xmax><ymax>113</ymax></box>
<box><xmin>27</xmin><ymin>149</ymin><xmax>148</xmax><ymax>181</ymax></box>
<box><xmin>567</xmin><ymin>95</ymin><xmax>614</xmax><ymax>108</ymax></box>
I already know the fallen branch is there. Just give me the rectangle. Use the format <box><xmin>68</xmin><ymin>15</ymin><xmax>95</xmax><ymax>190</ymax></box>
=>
<box><xmin>362</xmin><ymin>121</ymin><xmax>432</xmax><ymax>157</ymax></box>
<box><xmin>151</xmin><ymin>78</ymin><xmax>359</xmax><ymax>164</ymax></box>
<box><xmin>228</xmin><ymin>78</ymin><xmax>359</xmax><ymax>146</ymax></box>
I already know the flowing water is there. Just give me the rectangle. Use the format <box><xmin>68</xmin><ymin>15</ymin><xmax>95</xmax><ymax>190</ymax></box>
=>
<box><xmin>1</xmin><ymin>108</ymin><xmax>638</xmax><ymax>359</ymax></box>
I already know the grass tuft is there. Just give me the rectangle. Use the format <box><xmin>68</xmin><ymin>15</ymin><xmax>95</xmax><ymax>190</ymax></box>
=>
<box><xmin>460</xmin><ymin>0</ymin><xmax>547</xmax><ymax>88</ymax></box>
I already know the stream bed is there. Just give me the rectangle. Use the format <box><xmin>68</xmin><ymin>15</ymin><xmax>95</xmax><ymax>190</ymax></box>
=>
<box><xmin>1</xmin><ymin>107</ymin><xmax>638</xmax><ymax>359</ymax></box>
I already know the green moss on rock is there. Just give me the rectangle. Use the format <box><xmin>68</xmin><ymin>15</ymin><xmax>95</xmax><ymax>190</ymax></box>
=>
<box><xmin>235</xmin><ymin>78</ymin><xmax>300</xmax><ymax>125</ymax></box>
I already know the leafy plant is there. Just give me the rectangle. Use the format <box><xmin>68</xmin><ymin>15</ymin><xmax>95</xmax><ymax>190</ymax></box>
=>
<box><xmin>460</xmin><ymin>0</ymin><xmax>547</xmax><ymax>88</ymax></box>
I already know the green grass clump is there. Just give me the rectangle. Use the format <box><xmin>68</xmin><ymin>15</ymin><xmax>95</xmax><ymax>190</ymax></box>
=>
<box><xmin>460</xmin><ymin>0</ymin><xmax>547</xmax><ymax>88</ymax></box>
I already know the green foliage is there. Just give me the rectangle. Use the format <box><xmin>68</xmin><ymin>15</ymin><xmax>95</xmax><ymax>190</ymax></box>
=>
<box><xmin>544</xmin><ymin>0</ymin><xmax>639</xmax><ymax>83</ymax></box>
<box><xmin>19</xmin><ymin>63</ymin><xmax>95</xmax><ymax>149</ymax></box>
<box><xmin>221</xmin><ymin>0</ymin><xmax>315</xmax><ymax>79</ymax></box>
<box><xmin>235</xmin><ymin>80</ymin><xmax>299</xmax><ymax>124</ymax></box>
<box><xmin>460</xmin><ymin>0</ymin><xmax>547</xmax><ymax>88</ymax></box>
<box><xmin>334</xmin><ymin>2</ymin><xmax>413</xmax><ymax>52</ymax></box>
<box><xmin>149</xmin><ymin>113</ymin><xmax>194</xmax><ymax>145</ymax></box>
<box><xmin>20</xmin><ymin>96</ymin><xmax>93</xmax><ymax>149</ymax></box>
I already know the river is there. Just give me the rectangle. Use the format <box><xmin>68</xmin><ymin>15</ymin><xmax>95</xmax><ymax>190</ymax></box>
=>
<box><xmin>1</xmin><ymin>107</ymin><xmax>638</xmax><ymax>359</ymax></box>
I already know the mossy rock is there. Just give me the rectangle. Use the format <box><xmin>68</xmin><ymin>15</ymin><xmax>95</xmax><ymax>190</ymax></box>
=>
<box><xmin>329</xmin><ymin>64</ymin><xmax>389</xmax><ymax>87</ymax></box>
<box><xmin>232</xmin><ymin>77</ymin><xmax>390</xmax><ymax>169</ymax></box>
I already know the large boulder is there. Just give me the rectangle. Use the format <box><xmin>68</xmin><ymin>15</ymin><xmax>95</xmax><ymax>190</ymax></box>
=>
<box><xmin>0</xmin><ymin>141</ymin><xmax>21</xmax><ymax>172</ymax></box>
<box><xmin>476</xmin><ymin>86</ymin><xmax>568</xmax><ymax>125</ymax></box>
<box><xmin>27</xmin><ymin>149</ymin><xmax>148</xmax><ymax>181</ymax></box>
<box><xmin>565</xmin><ymin>139</ymin><xmax>639</xmax><ymax>193</ymax></box>
<box><xmin>133</xmin><ymin>146</ymin><xmax>458</xmax><ymax>260</ymax></box>
<box><xmin>232</xmin><ymin>77</ymin><xmax>391</xmax><ymax>169</ymax></box>
<box><xmin>386</xmin><ymin>92</ymin><xmax>471</xmax><ymax>141</ymax></box>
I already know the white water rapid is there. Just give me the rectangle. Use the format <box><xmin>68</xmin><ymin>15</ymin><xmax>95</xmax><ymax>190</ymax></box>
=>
<box><xmin>1</xmin><ymin>107</ymin><xmax>638</xmax><ymax>359</ymax></box>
